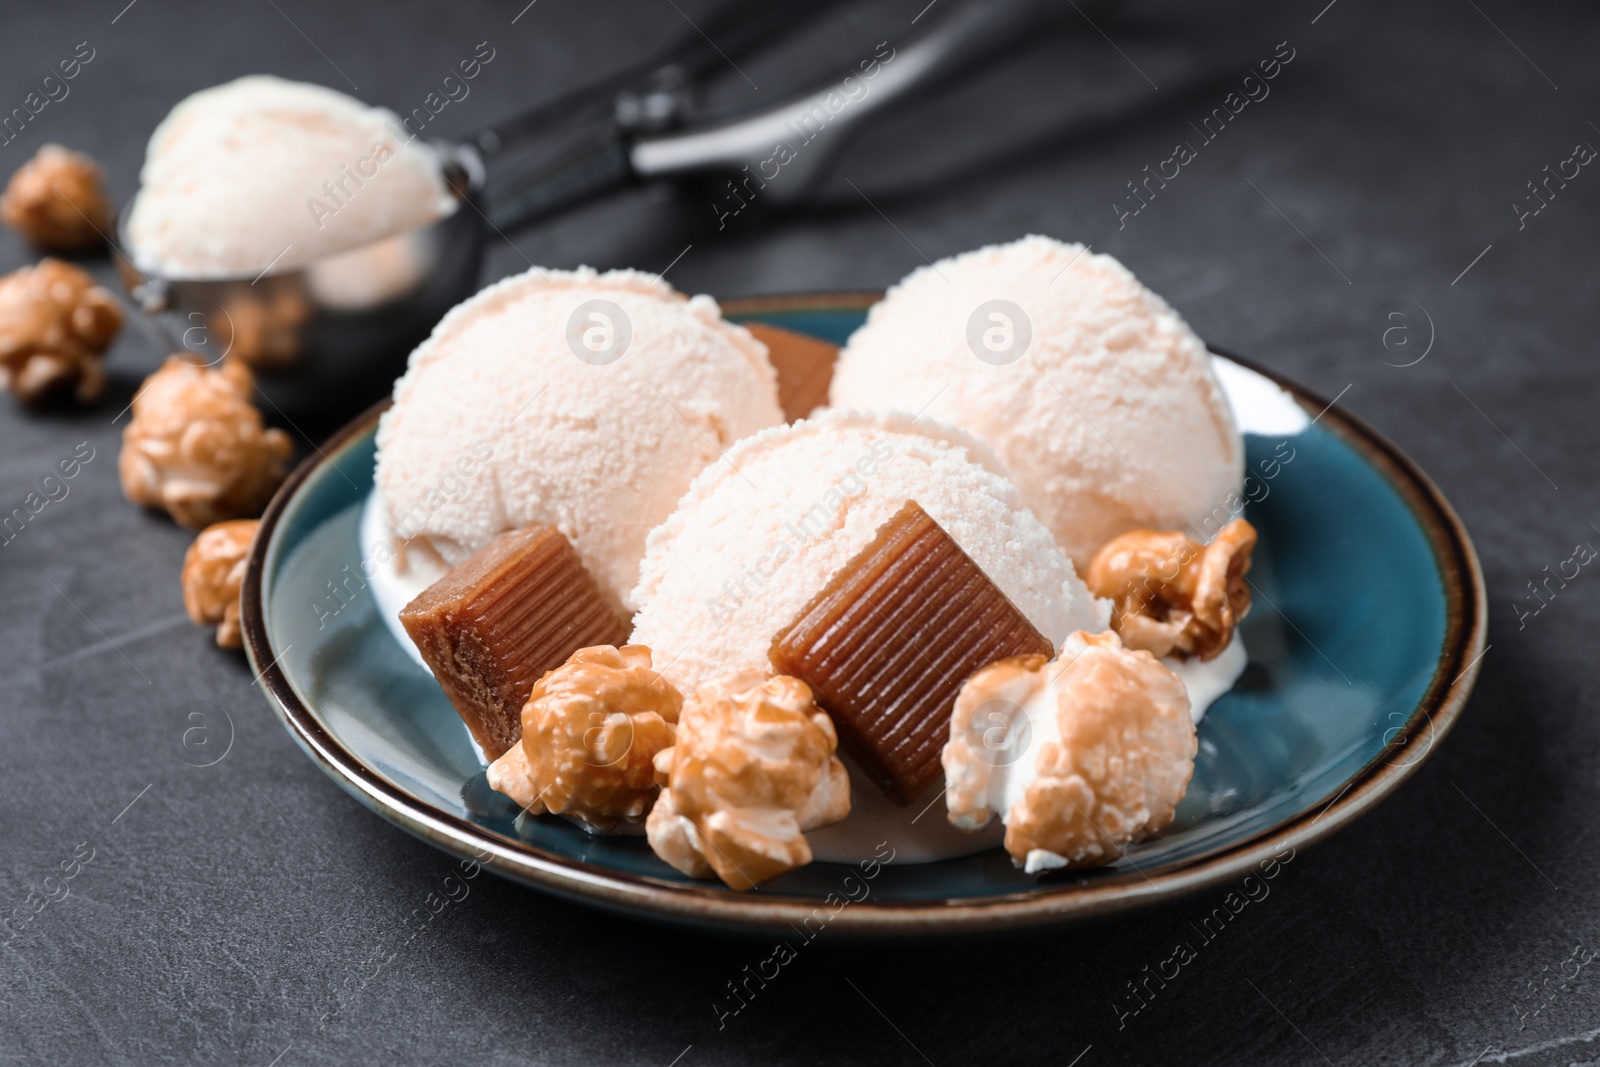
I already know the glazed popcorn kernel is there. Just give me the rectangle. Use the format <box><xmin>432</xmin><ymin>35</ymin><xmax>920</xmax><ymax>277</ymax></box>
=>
<box><xmin>1084</xmin><ymin>519</ymin><xmax>1256</xmax><ymax>661</ymax></box>
<box><xmin>118</xmin><ymin>356</ymin><xmax>293</xmax><ymax>527</ymax></box>
<box><xmin>0</xmin><ymin>258</ymin><xmax>123</xmax><ymax>406</ymax></box>
<box><xmin>0</xmin><ymin>144</ymin><xmax>114</xmax><ymax>252</ymax></box>
<box><xmin>647</xmin><ymin>670</ymin><xmax>849</xmax><ymax>890</ymax></box>
<box><xmin>180</xmin><ymin>519</ymin><xmax>259</xmax><ymax>650</ymax></box>
<box><xmin>943</xmin><ymin>631</ymin><xmax>1195</xmax><ymax>873</ymax></box>
<box><xmin>486</xmin><ymin>644</ymin><xmax>680</xmax><ymax>832</ymax></box>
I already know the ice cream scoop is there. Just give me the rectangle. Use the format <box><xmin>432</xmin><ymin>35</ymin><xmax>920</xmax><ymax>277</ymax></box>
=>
<box><xmin>116</xmin><ymin>75</ymin><xmax>484</xmax><ymax>413</ymax></box>
<box><xmin>373</xmin><ymin>265</ymin><xmax>783</xmax><ymax>618</ymax></box>
<box><xmin>627</xmin><ymin>407</ymin><xmax>1108</xmax><ymax>695</ymax></box>
<box><xmin>113</xmin><ymin>1</ymin><xmax>1051</xmax><ymax>416</ymax></box>
<box><xmin>829</xmin><ymin>235</ymin><xmax>1244</xmax><ymax>567</ymax></box>
<box><xmin>125</xmin><ymin>76</ymin><xmax>458</xmax><ymax>280</ymax></box>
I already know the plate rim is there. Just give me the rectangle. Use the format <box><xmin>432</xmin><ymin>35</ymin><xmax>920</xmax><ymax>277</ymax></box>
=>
<box><xmin>240</xmin><ymin>291</ymin><xmax>1487</xmax><ymax>936</ymax></box>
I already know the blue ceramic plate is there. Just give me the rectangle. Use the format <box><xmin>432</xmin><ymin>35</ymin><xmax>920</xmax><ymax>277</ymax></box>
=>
<box><xmin>241</xmin><ymin>294</ymin><xmax>1485</xmax><ymax>936</ymax></box>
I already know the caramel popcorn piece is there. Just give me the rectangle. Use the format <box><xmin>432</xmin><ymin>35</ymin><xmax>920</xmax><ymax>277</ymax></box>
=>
<box><xmin>943</xmin><ymin>631</ymin><xmax>1196</xmax><ymax>873</ymax></box>
<box><xmin>486</xmin><ymin>645</ymin><xmax>680</xmax><ymax>832</ymax></box>
<box><xmin>0</xmin><ymin>145</ymin><xmax>113</xmax><ymax>252</ymax></box>
<box><xmin>647</xmin><ymin>671</ymin><xmax>850</xmax><ymax>890</ymax></box>
<box><xmin>1084</xmin><ymin>519</ymin><xmax>1256</xmax><ymax>661</ymax></box>
<box><xmin>400</xmin><ymin>526</ymin><xmax>629</xmax><ymax>761</ymax></box>
<box><xmin>118</xmin><ymin>357</ymin><xmax>292</xmax><ymax>527</ymax></box>
<box><xmin>770</xmin><ymin>500</ymin><xmax>1052</xmax><ymax>804</ymax></box>
<box><xmin>180</xmin><ymin>519</ymin><xmax>258</xmax><ymax>650</ymax></box>
<box><xmin>0</xmin><ymin>258</ymin><xmax>122</xmax><ymax>406</ymax></box>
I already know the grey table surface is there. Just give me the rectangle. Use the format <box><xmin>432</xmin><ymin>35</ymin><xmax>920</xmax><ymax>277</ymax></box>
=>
<box><xmin>1</xmin><ymin>0</ymin><xmax>1595</xmax><ymax>1064</ymax></box>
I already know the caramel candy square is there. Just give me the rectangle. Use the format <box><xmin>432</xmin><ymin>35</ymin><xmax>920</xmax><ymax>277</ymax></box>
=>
<box><xmin>400</xmin><ymin>526</ymin><xmax>628</xmax><ymax>760</ymax></box>
<box><xmin>770</xmin><ymin>501</ymin><xmax>1052</xmax><ymax>804</ymax></box>
<box><xmin>743</xmin><ymin>321</ymin><xmax>837</xmax><ymax>421</ymax></box>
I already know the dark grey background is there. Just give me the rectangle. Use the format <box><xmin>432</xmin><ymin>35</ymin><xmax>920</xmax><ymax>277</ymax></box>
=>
<box><xmin>1</xmin><ymin>0</ymin><xmax>1594</xmax><ymax>1063</ymax></box>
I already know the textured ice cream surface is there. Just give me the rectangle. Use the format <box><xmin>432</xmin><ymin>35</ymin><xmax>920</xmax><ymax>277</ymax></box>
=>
<box><xmin>628</xmin><ymin>407</ymin><xmax>1108</xmax><ymax>695</ymax></box>
<box><xmin>126</xmin><ymin>75</ymin><xmax>457</xmax><ymax>278</ymax></box>
<box><xmin>830</xmin><ymin>235</ymin><xmax>1245</xmax><ymax>567</ymax></box>
<box><xmin>375</xmin><ymin>266</ymin><xmax>783</xmax><ymax>614</ymax></box>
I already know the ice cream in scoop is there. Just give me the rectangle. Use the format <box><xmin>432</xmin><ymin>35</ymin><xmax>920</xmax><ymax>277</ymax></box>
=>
<box><xmin>829</xmin><ymin>235</ymin><xmax>1244</xmax><ymax>567</ymax></box>
<box><xmin>125</xmin><ymin>75</ymin><xmax>457</xmax><ymax>278</ymax></box>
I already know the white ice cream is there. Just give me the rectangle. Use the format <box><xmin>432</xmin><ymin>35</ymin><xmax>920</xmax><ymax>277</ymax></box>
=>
<box><xmin>361</xmin><ymin>490</ymin><xmax>432</xmax><ymax>666</ymax></box>
<box><xmin>830</xmin><ymin>236</ymin><xmax>1245</xmax><ymax>567</ymax></box>
<box><xmin>627</xmin><ymin>407</ymin><xmax>1109</xmax><ymax>696</ymax></box>
<box><xmin>807</xmin><ymin>762</ymin><xmax>1004</xmax><ymax>865</ymax></box>
<box><xmin>1166</xmin><ymin>633</ymin><xmax>1247</xmax><ymax>725</ymax></box>
<box><xmin>373</xmin><ymin>265</ymin><xmax>784</xmax><ymax>618</ymax></box>
<box><xmin>952</xmin><ymin>659</ymin><xmax>1066</xmax><ymax>836</ymax></box>
<box><xmin>126</xmin><ymin>75</ymin><xmax>457</xmax><ymax>278</ymax></box>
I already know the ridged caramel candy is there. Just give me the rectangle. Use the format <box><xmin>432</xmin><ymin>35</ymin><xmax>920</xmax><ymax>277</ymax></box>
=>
<box><xmin>743</xmin><ymin>321</ymin><xmax>837</xmax><ymax>422</ymax></box>
<box><xmin>770</xmin><ymin>500</ymin><xmax>1053</xmax><ymax>804</ymax></box>
<box><xmin>400</xmin><ymin>526</ymin><xmax>628</xmax><ymax>760</ymax></box>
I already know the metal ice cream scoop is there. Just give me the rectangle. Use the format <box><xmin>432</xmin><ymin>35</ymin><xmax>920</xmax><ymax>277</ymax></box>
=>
<box><xmin>114</xmin><ymin>0</ymin><xmax>1046</xmax><ymax>416</ymax></box>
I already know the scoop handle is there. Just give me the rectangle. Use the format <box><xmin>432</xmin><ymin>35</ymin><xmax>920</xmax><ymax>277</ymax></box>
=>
<box><xmin>468</xmin><ymin>0</ymin><xmax>847</xmax><ymax>161</ymax></box>
<box><xmin>476</xmin><ymin>0</ymin><xmax>848</xmax><ymax>232</ymax></box>
<box><xmin>482</xmin><ymin>0</ymin><xmax>1048</xmax><ymax>232</ymax></box>
<box><xmin>629</xmin><ymin>0</ymin><xmax>1048</xmax><ymax>203</ymax></box>
<box><xmin>481</xmin><ymin>132</ymin><xmax>635</xmax><ymax>233</ymax></box>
